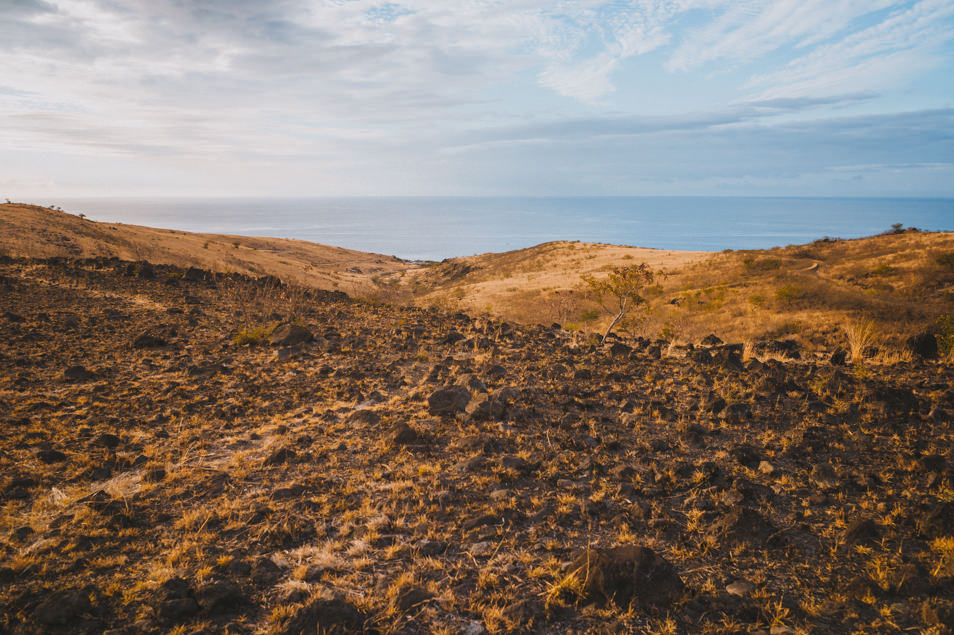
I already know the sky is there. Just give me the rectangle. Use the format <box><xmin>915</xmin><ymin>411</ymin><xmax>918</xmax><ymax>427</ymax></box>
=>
<box><xmin>1</xmin><ymin>0</ymin><xmax>954</xmax><ymax>198</ymax></box>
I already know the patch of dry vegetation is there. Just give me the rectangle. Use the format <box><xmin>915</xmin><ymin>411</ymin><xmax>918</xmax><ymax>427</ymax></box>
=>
<box><xmin>1</xmin><ymin>256</ymin><xmax>953</xmax><ymax>634</ymax></box>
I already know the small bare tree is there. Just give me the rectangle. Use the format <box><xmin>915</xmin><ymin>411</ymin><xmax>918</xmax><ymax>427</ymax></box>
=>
<box><xmin>582</xmin><ymin>263</ymin><xmax>655</xmax><ymax>343</ymax></box>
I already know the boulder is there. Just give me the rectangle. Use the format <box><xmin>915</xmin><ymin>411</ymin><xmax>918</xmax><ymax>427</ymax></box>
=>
<box><xmin>133</xmin><ymin>332</ymin><xmax>167</xmax><ymax>348</ymax></box>
<box><xmin>427</xmin><ymin>386</ymin><xmax>470</xmax><ymax>417</ymax></box>
<box><xmin>906</xmin><ymin>332</ymin><xmax>938</xmax><ymax>359</ymax></box>
<box><xmin>567</xmin><ymin>545</ymin><xmax>683</xmax><ymax>608</ymax></box>
<box><xmin>701</xmin><ymin>334</ymin><xmax>723</xmax><ymax>346</ymax></box>
<box><xmin>269</xmin><ymin>324</ymin><xmax>313</xmax><ymax>346</ymax></box>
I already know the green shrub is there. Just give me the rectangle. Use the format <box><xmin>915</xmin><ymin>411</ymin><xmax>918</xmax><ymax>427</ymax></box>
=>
<box><xmin>579</xmin><ymin>310</ymin><xmax>600</xmax><ymax>325</ymax></box>
<box><xmin>775</xmin><ymin>284</ymin><xmax>803</xmax><ymax>305</ymax></box>
<box><xmin>937</xmin><ymin>315</ymin><xmax>954</xmax><ymax>355</ymax></box>
<box><xmin>870</xmin><ymin>262</ymin><xmax>896</xmax><ymax>276</ymax></box>
<box><xmin>234</xmin><ymin>326</ymin><xmax>269</xmax><ymax>345</ymax></box>
<box><xmin>743</xmin><ymin>257</ymin><xmax>781</xmax><ymax>271</ymax></box>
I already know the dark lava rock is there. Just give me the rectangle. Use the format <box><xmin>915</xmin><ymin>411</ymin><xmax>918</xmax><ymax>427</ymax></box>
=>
<box><xmin>918</xmin><ymin>502</ymin><xmax>954</xmax><ymax>539</ymax></box>
<box><xmin>918</xmin><ymin>454</ymin><xmax>947</xmax><ymax>473</ymax></box>
<box><xmin>392</xmin><ymin>584</ymin><xmax>433</xmax><ymax>611</ymax></box>
<box><xmin>64</xmin><ymin>364</ymin><xmax>97</xmax><ymax>382</ymax></box>
<box><xmin>37</xmin><ymin>448</ymin><xmax>67</xmax><ymax>463</ymax></box>
<box><xmin>157</xmin><ymin>577</ymin><xmax>199</xmax><ymax>622</ymax></box>
<box><xmin>387</xmin><ymin>422</ymin><xmax>420</xmax><ymax>446</ymax></box>
<box><xmin>754</xmin><ymin>338</ymin><xmax>800</xmax><ymax>359</ymax></box>
<box><xmin>844</xmin><ymin>518</ymin><xmax>881</xmax><ymax>546</ymax></box>
<box><xmin>183</xmin><ymin>266</ymin><xmax>207</xmax><ymax>282</ymax></box>
<box><xmin>906</xmin><ymin>332</ymin><xmax>938</xmax><ymax>359</ymax></box>
<box><xmin>731</xmin><ymin>444</ymin><xmax>760</xmax><ymax>469</ymax></box>
<box><xmin>830</xmin><ymin>349</ymin><xmax>848</xmax><ymax>366</ymax></box>
<box><xmin>712</xmin><ymin>348</ymin><xmax>744</xmax><ymax>371</ymax></box>
<box><xmin>144</xmin><ymin>466</ymin><xmax>167</xmax><ymax>482</ymax></box>
<box><xmin>567</xmin><ymin>545</ymin><xmax>683</xmax><ymax>608</ymax></box>
<box><xmin>279</xmin><ymin>596</ymin><xmax>376</xmax><ymax>634</ymax></box>
<box><xmin>346</xmin><ymin>409</ymin><xmax>381</xmax><ymax>426</ymax></box>
<box><xmin>443</xmin><ymin>330</ymin><xmax>466</xmax><ymax>344</ymax></box>
<box><xmin>500</xmin><ymin>455</ymin><xmax>531</xmax><ymax>473</ymax></box>
<box><xmin>196</xmin><ymin>580</ymin><xmax>249</xmax><ymax>615</ymax></box>
<box><xmin>427</xmin><ymin>385</ymin><xmax>470</xmax><ymax>416</ymax></box>
<box><xmin>94</xmin><ymin>433</ymin><xmax>121</xmax><ymax>448</ymax></box>
<box><xmin>689</xmin><ymin>348</ymin><xmax>712</xmax><ymax>363</ymax></box>
<box><xmin>133</xmin><ymin>332</ymin><xmax>167</xmax><ymax>348</ymax></box>
<box><xmin>712</xmin><ymin>507</ymin><xmax>776</xmax><ymax>547</ymax></box>
<box><xmin>701</xmin><ymin>334</ymin><xmax>724</xmax><ymax>346</ymax></box>
<box><xmin>252</xmin><ymin>557</ymin><xmax>283</xmax><ymax>584</ymax></box>
<box><xmin>608</xmin><ymin>342</ymin><xmax>632</xmax><ymax>357</ymax></box>
<box><xmin>35</xmin><ymin>589</ymin><xmax>92</xmax><ymax>626</ymax></box>
<box><xmin>269</xmin><ymin>323</ymin><xmax>313</xmax><ymax>346</ymax></box>
<box><xmin>263</xmin><ymin>447</ymin><xmax>297</xmax><ymax>465</ymax></box>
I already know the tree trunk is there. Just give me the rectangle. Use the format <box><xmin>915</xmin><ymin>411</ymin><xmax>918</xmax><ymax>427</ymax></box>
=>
<box><xmin>601</xmin><ymin>310</ymin><xmax>625</xmax><ymax>343</ymax></box>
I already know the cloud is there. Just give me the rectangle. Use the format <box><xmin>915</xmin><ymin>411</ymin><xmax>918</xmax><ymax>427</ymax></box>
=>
<box><xmin>0</xmin><ymin>1</ymin><xmax>951</xmax><ymax>197</ymax></box>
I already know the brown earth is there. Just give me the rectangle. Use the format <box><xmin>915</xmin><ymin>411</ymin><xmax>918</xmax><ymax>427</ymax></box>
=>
<box><xmin>1</xmin><ymin>255</ymin><xmax>953</xmax><ymax>634</ymax></box>
<box><xmin>4</xmin><ymin>202</ymin><xmax>954</xmax><ymax>358</ymax></box>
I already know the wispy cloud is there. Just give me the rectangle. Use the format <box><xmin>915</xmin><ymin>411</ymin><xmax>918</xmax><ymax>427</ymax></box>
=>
<box><xmin>0</xmin><ymin>1</ymin><xmax>951</xmax><ymax>196</ymax></box>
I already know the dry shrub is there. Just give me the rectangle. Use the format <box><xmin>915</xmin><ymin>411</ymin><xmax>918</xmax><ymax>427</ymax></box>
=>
<box><xmin>843</xmin><ymin>320</ymin><xmax>878</xmax><ymax>362</ymax></box>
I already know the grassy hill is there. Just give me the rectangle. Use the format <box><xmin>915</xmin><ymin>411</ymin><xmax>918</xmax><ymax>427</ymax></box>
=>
<box><xmin>4</xmin><ymin>201</ymin><xmax>953</xmax><ymax>360</ymax></box>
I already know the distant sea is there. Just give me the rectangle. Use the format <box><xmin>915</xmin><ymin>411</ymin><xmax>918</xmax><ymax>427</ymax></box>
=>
<box><xmin>55</xmin><ymin>196</ymin><xmax>954</xmax><ymax>262</ymax></box>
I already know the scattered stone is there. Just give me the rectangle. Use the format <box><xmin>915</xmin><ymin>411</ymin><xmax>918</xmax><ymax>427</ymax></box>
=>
<box><xmin>387</xmin><ymin>422</ymin><xmax>420</xmax><ymax>446</ymax></box>
<box><xmin>844</xmin><ymin>518</ymin><xmax>881</xmax><ymax>546</ymax></box>
<box><xmin>906</xmin><ymin>332</ymin><xmax>938</xmax><ymax>359</ymax></box>
<box><xmin>346</xmin><ymin>409</ymin><xmax>381</xmax><ymax>426</ymax></box>
<box><xmin>391</xmin><ymin>584</ymin><xmax>433</xmax><ymax>611</ymax></box>
<box><xmin>726</xmin><ymin>579</ymin><xmax>755</xmax><ymax>597</ymax></box>
<box><xmin>133</xmin><ymin>332</ymin><xmax>167</xmax><ymax>348</ymax></box>
<box><xmin>701</xmin><ymin>334</ymin><xmax>724</xmax><ymax>346</ymax></box>
<box><xmin>711</xmin><ymin>507</ymin><xmax>776</xmax><ymax>547</ymax></box>
<box><xmin>427</xmin><ymin>385</ymin><xmax>470</xmax><ymax>416</ymax></box>
<box><xmin>63</xmin><ymin>364</ymin><xmax>96</xmax><ymax>382</ymax></box>
<box><xmin>918</xmin><ymin>502</ymin><xmax>954</xmax><ymax>539</ymax></box>
<box><xmin>35</xmin><ymin>589</ymin><xmax>92</xmax><ymax>625</ymax></box>
<box><xmin>268</xmin><ymin>323</ymin><xmax>313</xmax><ymax>346</ymax></box>
<box><xmin>758</xmin><ymin>460</ymin><xmax>775</xmax><ymax>475</ymax></box>
<box><xmin>810</xmin><ymin>462</ymin><xmax>839</xmax><ymax>489</ymax></box>
<box><xmin>830</xmin><ymin>349</ymin><xmax>848</xmax><ymax>365</ymax></box>
<box><xmin>94</xmin><ymin>433</ymin><xmax>121</xmax><ymax>448</ymax></box>
<box><xmin>196</xmin><ymin>581</ymin><xmax>249</xmax><ymax>616</ymax></box>
<box><xmin>37</xmin><ymin>448</ymin><xmax>67</xmax><ymax>463</ymax></box>
<box><xmin>279</xmin><ymin>596</ymin><xmax>376</xmax><ymax>635</ymax></box>
<box><xmin>567</xmin><ymin>545</ymin><xmax>683</xmax><ymax>608</ymax></box>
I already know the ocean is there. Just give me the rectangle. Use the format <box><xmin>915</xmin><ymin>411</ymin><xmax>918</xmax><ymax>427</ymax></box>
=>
<box><xmin>55</xmin><ymin>196</ymin><xmax>954</xmax><ymax>261</ymax></box>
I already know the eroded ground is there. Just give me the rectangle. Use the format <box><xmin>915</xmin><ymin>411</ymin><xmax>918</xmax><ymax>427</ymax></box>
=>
<box><xmin>1</xmin><ymin>257</ymin><xmax>953</xmax><ymax>634</ymax></box>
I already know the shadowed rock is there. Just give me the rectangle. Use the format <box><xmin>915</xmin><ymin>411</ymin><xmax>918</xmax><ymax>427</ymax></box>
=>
<box><xmin>428</xmin><ymin>385</ymin><xmax>470</xmax><ymax>416</ymax></box>
<box><xmin>269</xmin><ymin>323</ymin><xmax>313</xmax><ymax>346</ymax></box>
<box><xmin>568</xmin><ymin>545</ymin><xmax>683</xmax><ymax>608</ymax></box>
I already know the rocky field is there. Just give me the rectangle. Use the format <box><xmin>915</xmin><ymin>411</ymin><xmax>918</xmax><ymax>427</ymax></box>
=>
<box><xmin>1</xmin><ymin>256</ymin><xmax>953</xmax><ymax>634</ymax></box>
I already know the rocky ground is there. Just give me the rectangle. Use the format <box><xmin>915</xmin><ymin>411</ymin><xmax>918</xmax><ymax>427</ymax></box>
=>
<box><xmin>1</xmin><ymin>256</ymin><xmax>953</xmax><ymax>634</ymax></box>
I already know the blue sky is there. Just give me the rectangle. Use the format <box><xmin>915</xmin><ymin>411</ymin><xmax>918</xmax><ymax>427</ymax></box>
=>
<box><xmin>1</xmin><ymin>0</ymin><xmax>953</xmax><ymax>197</ymax></box>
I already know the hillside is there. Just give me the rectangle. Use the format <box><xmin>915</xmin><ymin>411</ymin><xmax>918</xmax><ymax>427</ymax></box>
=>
<box><xmin>411</xmin><ymin>230</ymin><xmax>954</xmax><ymax>358</ymax></box>
<box><xmin>0</xmin><ymin>203</ymin><xmax>414</xmax><ymax>295</ymax></box>
<box><xmin>4</xmin><ymin>202</ymin><xmax>954</xmax><ymax>359</ymax></box>
<box><xmin>1</xmin><ymin>256</ymin><xmax>953</xmax><ymax>633</ymax></box>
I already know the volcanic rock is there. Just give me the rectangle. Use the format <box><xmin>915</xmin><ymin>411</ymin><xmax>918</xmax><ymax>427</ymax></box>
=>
<box><xmin>567</xmin><ymin>545</ymin><xmax>683</xmax><ymax>608</ymax></box>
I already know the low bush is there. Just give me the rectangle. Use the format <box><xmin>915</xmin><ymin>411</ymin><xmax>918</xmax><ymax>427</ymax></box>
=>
<box><xmin>234</xmin><ymin>325</ymin><xmax>271</xmax><ymax>345</ymax></box>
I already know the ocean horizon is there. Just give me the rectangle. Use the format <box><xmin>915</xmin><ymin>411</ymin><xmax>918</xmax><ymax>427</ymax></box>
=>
<box><xmin>53</xmin><ymin>196</ymin><xmax>954</xmax><ymax>262</ymax></box>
